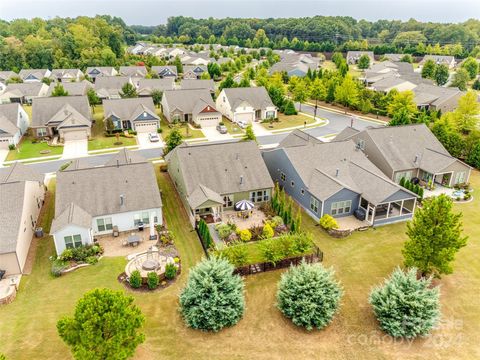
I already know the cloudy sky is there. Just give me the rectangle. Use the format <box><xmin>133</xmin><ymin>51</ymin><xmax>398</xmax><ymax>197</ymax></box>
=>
<box><xmin>1</xmin><ymin>0</ymin><xmax>478</xmax><ymax>25</ymax></box>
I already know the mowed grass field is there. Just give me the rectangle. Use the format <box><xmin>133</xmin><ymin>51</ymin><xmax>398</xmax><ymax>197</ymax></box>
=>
<box><xmin>0</xmin><ymin>170</ymin><xmax>479</xmax><ymax>360</ymax></box>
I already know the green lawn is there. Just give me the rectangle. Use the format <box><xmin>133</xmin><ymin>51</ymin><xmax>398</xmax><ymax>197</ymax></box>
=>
<box><xmin>1</xmin><ymin>170</ymin><xmax>479</xmax><ymax>359</ymax></box>
<box><xmin>159</xmin><ymin>118</ymin><xmax>205</xmax><ymax>140</ymax></box>
<box><xmin>88</xmin><ymin>105</ymin><xmax>137</xmax><ymax>151</ymax></box>
<box><xmin>222</xmin><ymin>117</ymin><xmax>244</xmax><ymax>135</ymax></box>
<box><xmin>260</xmin><ymin>113</ymin><xmax>315</xmax><ymax>131</ymax></box>
<box><xmin>6</xmin><ymin>136</ymin><xmax>63</xmax><ymax>161</ymax></box>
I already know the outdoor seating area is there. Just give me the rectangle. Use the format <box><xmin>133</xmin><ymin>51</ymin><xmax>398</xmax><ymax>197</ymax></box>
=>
<box><xmin>335</xmin><ymin>216</ymin><xmax>370</xmax><ymax>231</ymax></box>
<box><xmin>96</xmin><ymin>231</ymin><xmax>157</xmax><ymax>257</ymax></box>
<box><xmin>125</xmin><ymin>246</ymin><xmax>173</xmax><ymax>279</ymax></box>
<box><xmin>220</xmin><ymin>208</ymin><xmax>267</xmax><ymax>230</ymax></box>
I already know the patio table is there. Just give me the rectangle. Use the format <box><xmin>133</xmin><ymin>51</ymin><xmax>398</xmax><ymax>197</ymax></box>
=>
<box><xmin>128</xmin><ymin>234</ymin><xmax>141</xmax><ymax>246</ymax></box>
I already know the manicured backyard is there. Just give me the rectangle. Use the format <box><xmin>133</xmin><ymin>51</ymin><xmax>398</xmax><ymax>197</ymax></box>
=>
<box><xmin>0</xmin><ymin>170</ymin><xmax>479</xmax><ymax>360</ymax></box>
<box><xmin>260</xmin><ymin>113</ymin><xmax>315</xmax><ymax>130</ymax></box>
<box><xmin>88</xmin><ymin>105</ymin><xmax>138</xmax><ymax>151</ymax></box>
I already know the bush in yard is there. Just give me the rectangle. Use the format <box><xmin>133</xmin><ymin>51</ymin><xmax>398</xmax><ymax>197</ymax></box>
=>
<box><xmin>217</xmin><ymin>243</ymin><xmax>250</xmax><ymax>267</ymax></box>
<box><xmin>85</xmin><ymin>256</ymin><xmax>98</xmax><ymax>265</ymax></box>
<box><xmin>399</xmin><ymin>177</ymin><xmax>406</xmax><ymax>187</ymax></box>
<box><xmin>283</xmin><ymin>100</ymin><xmax>297</xmax><ymax>115</ymax></box>
<box><xmin>147</xmin><ymin>272</ymin><xmax>160</xmax><ymax>289</ymax></box>
<box><xmin>237</xmin><ymin>229</ymin><xmax>252</xmax><ymax>242</ymax></box>
<box><xmin>59</xmin><ymin>248</ymin><xmax>74</xmax><ymax>261</ymax></box>
<box><xmin>369</xmin><ymin>267</ymin><xmax>440</xmax><ymax>338</ymax></box>
<box><xmin>51</xmin><ymin>259</ymin><xmax>68</xmax><ymax>277</ymax></box>
<box><xmin>164</xmin><ymin>263</ymin><xmax>177</xmax><ymax>280</ymax></box>
<box><xmin>198</xmin><ymin>219</ymin><xmax>213</xmax><ymax>249</ymax></box>
<box><xmin>216</xmin><ymin>223</ymin><xmax>233</xmax><ymax>239</ymax></box>
<box><xmin>259</xmin><ymin>238</ymin><xmax>284</xmax><ymax>265</ymax></box>
<box><xmin>270</xmin><ymin>216</ymin><xmax>284</xmax><ymax>228</ymax></box>
<box><xmin>277</xmin><ymin>261</ymin><xmax>343</xmax><ymax>331</ymax></box>
<box><xmin>319</xmin><ymin>214</ymin><xmax>338</xmax><ymax>231</ymax></box>
<box><xmin>262</xmin><ymin>223</ymin><xmax>274</xmax><ymax>238</ymax></box>
<box><xmin>129</xmin><ymin>270</ymin><xmax>142</xmax><ymax>289</ymax></box>
<box><xmin>179</xmin><ymin>256</ymin><xmax>245</xmax><ymax>332</ymax></box>
<box><xmin>57</xmin><ymin>288</ymin><xmax>145</xmax><ymax>360</ymax></box>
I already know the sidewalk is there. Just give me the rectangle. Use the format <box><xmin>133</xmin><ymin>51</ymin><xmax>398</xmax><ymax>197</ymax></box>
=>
<box><xmin>306</xmin><ymin>101</ymin><xmax>387</xmax><ymax>125</ymax></box>
<box><xmin>269</xmin><ymin>113</ymin><xmax>328</xmax><ymax>134</ymax></box>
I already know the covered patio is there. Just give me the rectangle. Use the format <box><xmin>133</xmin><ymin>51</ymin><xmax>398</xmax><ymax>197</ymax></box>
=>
<box><xmin>96</xmin><ymin>231</ymin><xmax>158</xmax><ymax>257</ymax></box>
<box><xmin>359</xmin><ymin>196</ymin><xmax>416</xmax><ymax>226</ymax></box>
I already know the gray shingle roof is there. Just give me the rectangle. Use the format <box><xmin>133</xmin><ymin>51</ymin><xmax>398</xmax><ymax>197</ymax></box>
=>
<box><xmin>137</xmin><ymin>78</ymin><xmax>175</xmax><ymax>95</ymax></box>
<box><xmin>180</xmin><ymin>79</ymin><xmax>215</xmax><ymax>92</ymax></box>
<box><xmin>162</xmin><ymin>89</ymin><xmax>216</xmax><ymax>113</ymax></box>
<box><xmin>0</xmin><ymin>162</ymin><xmax>44</xmax><ymax>184</ymax></box>
<box><xmin>54</xmin><ymin>150</ymin><xmax>162</xmax><ymax>225</ymax></box>
<box><xmin>94</xmin><ymin>76</ymin><xmax>132</xmax><ymax>98</ymax></box>
<box><xmin>0</xmin><ymin>103</ymin><xmax>21</xmax><ymax>137</ymax></box>
<box><xmin>222</xmin><ymin>86</ymin><xmax>274</xmax><ymax>109</ymax></box>
<box><xmin>31</xmin><ymin>96</ymin><xmax>91</xmax><ymax>128</ymax></box>
<box><xmin>103</xmin><ymin>97</ymin><xmax>158</xmax><ymax>122</ymax></box>
<box><xmin>86</xmin><ymin>67</ymin><xmax>117</xmax><ymax>77</ymax></box>
<box><xmin>18</xmin><ymin>69</ymin><xmax>50</xmax><ymax>80</ymax></box>
<box><xmin>151</xmin><ymin>66</ymin><xmax>178</xmax><ymax>77</ymax></box>
<box><xmin>166</xmin><ymin>141</ymin><xmax>273</xmax><ymax>209</ymax></box>
<box><xmin>47</xmin><ymin>80</ymin><xmax>92</xmax><ymax>96</ymax></box>
<box><xmin>276</xmin><ymin>130</ymin><xmax>414</xmax><ymax>205</ymax></box>
<box><xmin>4</xmin><ymin>83</ymin><xmax>47</xmax><ymax>97</ymax></box>
<box><xmin>50</xmin><ymin>203</ymin><xmax>92</xmax><ymax>233</ymax></box>
<box><xmin>0</xmin><ymin>71</ymin><xmax>17</xmax><ymax>82</ymax></box>
<box><xmin>119</xmin><ymin>66</ymin><xmax>147</xmax><ymax>77</ymax></box>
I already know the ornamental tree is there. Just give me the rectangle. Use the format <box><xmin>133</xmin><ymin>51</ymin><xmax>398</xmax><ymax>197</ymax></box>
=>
<box><xmin>179</xmin><ymin>256</ymin><xmax>245</xmax><ymax>332</ymax></box>
<box><xmin>357</xmin><ymin>54</ymin><xmax>370</xmax><ymax>69</ymax></box>
<box><xmin>277</xmin><ymin>261</ymin><xmax>343</xmax><ymax>330</ymax></box>
<box><xmin>369</xmin><ymin>267</ymin><xmax>440</xmax><ymax>339</ymax></box>
<box><xmin>119</xmin><ymin>82</ymin><xmax>137</xmax><ymax>98</ymax></box>
<box><xmin>243</xmin><ymin>124</ymin><xmax>256</xmax><ymax>142</ymax></box>
<box><xmin>403</xmin><ymin>194</ymin><xmax>467</xmax><ymax>277</ymax></box>
<box><xmin>57</xmin><ymin>288</ymin><xmax>145</xmax><ymax>360</ymax></box>
<box><xmin>51</xmin><ymin>83</ymin><xmax>69</xmax><ymax>97</ymax></box>
<box><xmin>165</xmin><ymin>128</ymin><xmax>183</xmax><ymax>153</ymax></box>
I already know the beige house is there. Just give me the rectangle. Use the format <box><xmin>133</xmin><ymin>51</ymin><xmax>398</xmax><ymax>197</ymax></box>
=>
<box><xmin>0</xmin><ymin>163</ymin><xmax>45</xmax><ymax>275</ymax></box>
<box><xmin>166</xmin><ymin>141</ymin><xmax>274</xmax><ymax>226</ymax></box>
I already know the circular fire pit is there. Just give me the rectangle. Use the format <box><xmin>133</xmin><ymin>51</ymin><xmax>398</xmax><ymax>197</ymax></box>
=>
<box><xmin>142</xmin><ymin>259</ymin><xmax>160</xmax><ymax>271</ymax></box>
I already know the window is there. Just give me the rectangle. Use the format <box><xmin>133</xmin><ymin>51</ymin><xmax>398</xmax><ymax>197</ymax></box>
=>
<box><xmin>96</xmin><ymin>217</ymin><xmax>112</xmax><ymax>232</ymax></box>
<box><xmin>250</xmin><ymin>190</ymin><xmax>269</xmax><ymax>203</ymax></box>
<box><xmin>142</xmin><ymin>212</ymin><xmax>150</xmax><ymax>224</ymax></box>
<box><xmin>331</xmin><ymin>200</ymin><xmax>352</xmax><ymax>216</ymax></box>
<box><xmin>291</xmin><ymin>181</ymin><xmax>295</xmax><ymax>187</ymax></box>
<box><xmin>357</xmin><ymin>139</ymin><xmax>365</xmax><ymax>150</ymax></box>
<box><xmin>223</xmin><ymin>194</ymin><xmax>233</xmax><ymax>208</ymax></box>
<box><xmin>151</xmin><ymin>211</ymin><xmax>158</xmax><ymax>223</ymax></box>
<box><xmin>64</xmin><ymin>234</ymin><xmax>82</xmax><ymax>249</ymax></box>
<box><xmin>455</xmin><ymin>171</ymin><xmax>466</xmax><ymax>184</ymax></box>
<box><xmin>310</xmin><ymin>197</ymin><xmax>319</xmax><ymax>213</ymax></box>
<box><xmin>134</xmin><ymin>213</ymin><xmax>141</xmax><ymax>226</ymax></box>
<box><xmin>280</xmin><ymin>172</ymin><xmax>286</xmax><ymax>181</ymax></box>
<box><xmin>37</xmin><ymin>128</ymin><xmax>47</xmax><ymax>137</ymax></box>
<box><xmin>266</xmin><ymin>111</ymin><xmax>275</xmax><ymax>119</ymax></box>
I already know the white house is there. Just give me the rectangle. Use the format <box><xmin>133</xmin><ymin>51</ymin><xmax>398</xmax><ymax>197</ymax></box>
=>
<box><xmin>50</xmin><ymin>149</ymin><xmax>163</xmax><ymax>255</ymax></box>
<box><xmin>216</xmin><ymin>86</ymin><xmax>277</xmax><ymax>124</ymax></box>
<box><xmin>0</xmin><ymin>163</ymin><xmax>45</xmax><ymax>275</ymax></box>
<box><xmin>0</xmin><ymin>103</ymin><xmax>29</xmax><ymax>149</ymax></box>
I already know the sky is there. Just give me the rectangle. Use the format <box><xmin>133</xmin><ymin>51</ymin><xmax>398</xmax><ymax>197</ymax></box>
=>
<box><xmin>1</xmin><ymin>0</ymin><xmax>479</xmax><ymax>25</ymax></box>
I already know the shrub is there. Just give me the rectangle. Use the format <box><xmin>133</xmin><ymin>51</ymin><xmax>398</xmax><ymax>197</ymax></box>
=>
<box><xmin>51</xmin><ymin>259</ymin><xmax>67</xmax><ymax>277</ymax></box>
<box><xmin>226</xmin><ymin>232</ymin><xmax>239</xmax><ymax>243</ymax></box>
<box><xmin>277</xmin><ymin>261</ymin><xmax>343</xmax><ymax>330</ymax></box>
<box><xmin>218</xmin><ymin>244</ymin><xmax>250</xmax><ymax>267</ymax></box>
<box><xmin>369</xmin><ymin>267</ymin><xmax>440</xmax><ymax>338</ymax></box>
<box><xmin>275</xmin><ymin>224</ymin><xmax>288</xmax><ymax>234</ymax></box>
<box><xmin>283</xmin><ymin>100</ymin><xmax>298</xmax><ymax>115</ymax></box>
<box><xmin>237</xmin><ymin>229</ymin><xmax>252</xmax><ymax>242</ymax></box>
<box><xmin>85</xmin><ymin>256</ymin><xmax>98</xmax><ymax>265</ymax></box>
<box><xmin>259</xmin><ymin>239</ymin><xmax>284</xmax><ymax>265</ymax></box>
<box><xmin>198</xmin><ymin>219</ymin><xmax>213</xmax><ymax>249</ymax></box>
<box><xmin>216</xmin><ymin>223</ymin><xmax>234</xmax><ymax>239</ymax></box>
<box><xmin>291</xmin><ymin>232</ymin><xmax>315</xmax><ymax>254</ymax></box>
<box><xmin>319</xmin><ymin>214</ymin><xmax>338</xmax><ymax>230</ymax></box>
<box><xmin>59</xmin><ymin>248</ymin><xmax>74</xmax><ymax>261</ymax></box>
<box><xmin>262</xmin><ymin>223</ymin><xmax>274</xmax><ymax>238</ymax></box>
<box><xmin>157</xmin><ymin>128</ymin><xmax>163</xmax><ymax>133</ymax></box>
<box><xmin>399</xmin><ymin>177</ymin><xmax>406</xmax><ymax>187</ymax></box>
<box><xmin>165</xmin><ymin>263</ymin><xmax>177</xmax><ymax>280</ymax></box>
<box><xmin>464</xmin><ymin>192</ymin><xmax>472</xmax><ymax>200</ymax></box>
<box><xmin>147</xmin><ymin>272</ymin><xmax>160</xmax><ymax>289</ymax></box>
<box><xmin>270</xmin><ymin>216</ymin><xmax>284</xmax><ymax>227</ymax></box>
<box><xmin>248</xmin><ymin>225</ymin><xmax>263</xmax><ymax>240</ymax></box>
<box><xmin>129</xmin><ymin>270</ymin><xmax>142</xmax><ymax>289</ymax></box>
<box><xmin>8</xmin><ymin>144</ymin><xmax>15</xmax><ymax>150</ymax></box>
<box><xmin>179</xmin><ymin>257</ymin><xmax>245</xmax><ymax>331</ymax></box>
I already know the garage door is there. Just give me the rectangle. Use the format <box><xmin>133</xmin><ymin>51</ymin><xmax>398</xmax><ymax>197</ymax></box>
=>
<box><xmin>235</xmin><ymin>112</ymin><xmax>254</xmax><ymax>123</ymax></box>
<box><xmin>135</xmin><ymin>121</ymin><xmax>159</xmax><ymax>133</ymax></box>
<box><xmin>0</xmin><ymin>138</ymin><xmax>10</xmax><ymax>149</ymax></box>
<box><xmin>63</xmin><ymin>130</ymin><xmax>87</xmax><ymax>141</ymax></box>
<box><xmin>197</xmin><ymin>114</ymin><xmax>221</xmax><ymax>128</ymax></box>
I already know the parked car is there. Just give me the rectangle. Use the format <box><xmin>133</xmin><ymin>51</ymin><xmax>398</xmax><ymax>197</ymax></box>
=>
<box><xmin>216</xmin><ymin>124</ymin><xmax>228</xmax><ymax>134</ymax></box>
<box><xmin>149</xmin><ymin>133</ymin><xmax>160</xmax><ymax>142</ymax></box>
<box><xmin>237</xmin><ymin>120</ymin><xmax>248</xmax><ymax>129</ymax></box>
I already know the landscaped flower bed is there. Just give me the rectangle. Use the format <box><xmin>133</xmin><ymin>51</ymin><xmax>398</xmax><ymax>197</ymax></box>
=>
<box><xmin>51</xmin><ymin>244</ymin><xmax>104</xmax><ymax>277</ymax></box>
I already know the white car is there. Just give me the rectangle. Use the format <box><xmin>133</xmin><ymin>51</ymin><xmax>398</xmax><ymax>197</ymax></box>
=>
<box><xmin>148</xmin><ymin>133</ymin><xmax>160</xmax><ymax>142</ymax></box>
<box><xmin>237</xmin><ymin>120</ymin><xmax>248</xmax><ymax>129</ymax></box>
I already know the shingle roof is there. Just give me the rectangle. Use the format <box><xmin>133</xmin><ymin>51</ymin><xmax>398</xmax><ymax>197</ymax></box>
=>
<box><xmin>180</xmin><ymin>79</ymin><xmax>215</xmax><ymax>92</ymax></box>
<box><xmin>18</xmin><ymin>69</ymin><xmax>50</xmax><ymax>80</ymax></box>
<box><xmin>275</xmin><ymin>130</ymin><xmax>414</xmax><ymax>204</ymax></box>
<box><xmin>0</xmin><ymin>103</ymin><xmax>21</xmax><ymax>137</ymax></box>
<box><xmin>137</xmin><ymin>78</ymin><xmax>174</xmax><ymax>95</ymax></box>
<box><xmin>103</xmin><ymin>97</ymin><xmax>158</xmax><ymax>121</ymax></box>
<box><xmin>54</xmin><ymin>150</ymin><xmax>162</xmax><ymax>224</ymax></box>
<box><xmin>166</xmin><ymin>141</ymin><xmax>273</xmax><ymax>209</ymax></box>
<box><xmin>0</xmin><ymin>162</ymin><xmax>44</xmax><ymax>184</ymax></box>
<box><xmin>47</xmin><ymin>80</ymin><xmax>92</xmax><ymax>96</ymax></box>
<box><xmin>51</xmin><ymin>69</ymin><xmax>83</xmax><ymax>79</ymax></box>
<box><xmin>151</xmin><ymin>66</ymin><xmax>177</xmax><ymax>77</ymax></box>
<box><xmin>94</xmin><ymin>76</ymin><xmax>132</xmax><ymax>98</ymax></box>
<box><xmin>86</xmin><ymin>67</ymin><xmax>117</xmax><ymax>77</ymax></box>
<box><xmin>162</xmin><ymin>89</ymin><xmax>216</xmax><ymax>113</ymax></box>
<box><xmin>50</xmin><ymin>203</ymin><xmax>92</xmax><ymax>233</ymax></box>
<box><xmin>31</xmin><ymin>96</ymin><xmax>91</xmax><ymax>128</ymax></box>
<box><xmin>223</xmin><ymin>86</ymin><xmax>274</xmax><ymax>110</ymax></box>
<box><xmin>4</xmin><ymin>83</ymin><xmax>47</xmax><ymax>97</ymax></box>
<box><xmin>119</xmin><ymin>66</ymin><xmax>147</xmax><ymax>77</ymax></box>
<box><xmin>0</xmin><ymin>71</ymin><xmax>17</xmax><ymax>82</ymax></box>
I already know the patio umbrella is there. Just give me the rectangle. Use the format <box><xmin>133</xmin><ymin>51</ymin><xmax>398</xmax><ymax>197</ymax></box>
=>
<box><xmin>234</xmin><ymin>199</ymin><xmax>254</xmax><ymax>211</ymax></box>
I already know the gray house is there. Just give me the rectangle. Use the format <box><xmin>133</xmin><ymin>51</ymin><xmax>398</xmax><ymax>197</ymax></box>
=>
<box><xmin>0</xmin><ymin>83</ymin><xmax>49</xmax><ymax>104</ymax></box>
<box><xmin>166</xmin><ymin>141</ymin><xmax>274</xmax><ymax>226</ymax></box>
<box><xmin>0</xmin><ymin>103</ymin><xmax>29</xmax><ymax>149</ymax></box>
<box><xmin>262</xmin><ymin>130</ymin><xmax>417</xmax><ymax>226</ymax></box>
<box><xmin>346</xmin><ymin>51</ymin><xmax>374</xmax><ymax>65</ymax></box>
<box><xmin>119</xmin><ymin>66</ymin><xmax>148</xmax><ymax>78</ymax></box>
<box><xmin>334</xmin><ymin>124</ymin><xmax>472</xmax><ymax>187</ymax></box>
<box><xmin>18</xmin><ymin>69</ymin><xmax>51</xmax><ymax>82</ymax></box>
<box><xmin>103</xmin><ymin>97</ymin><xmax>160</xmax><ymax>133</ymax></box>
<box><xmin>94</xmin><ymin>76</ymin><xmax>132</xmax><ymax>99</ymax></box>
<box><xmin>51</xmin><ymin>69</ymin><xmax>84</xmax><ymax>82</ymax></box>
<box><xmin>85</xmin><ymin>67</ymin><xmax>118</xmax><ymax>82</ymax></box>
<box><xmin>180</xmin><ymin>79</ymin><xmax>215</xmax><ymax>94</ymax></box>
<box><xmin>151</xmin><ymin>66</ymin><xmax>178</xmax><ymax>79</ymax></box>
<box><xmin>182</xmin><ymin>65</ymin><xmax>207</xmax><ymax>79</ymax></box>
<box><xmin>137</xmin><ymin>78</ymin><xmax>175</xmax><ymax>96</ymax></box>
<box><xmin>47</xmin><ymin>80</ymin><xmax>93</xmax><ymax>96</ymax></box>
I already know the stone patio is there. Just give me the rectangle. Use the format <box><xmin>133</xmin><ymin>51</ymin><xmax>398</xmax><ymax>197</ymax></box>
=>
<box><xmin>336</xmin><ymin>216</ymin><xmax>370</xmax><ymax>231</ymax></box>
<box><xmin>220</xmin><ymin>209</ymin><xmax>267</xmax><ymax>230</ymax></box>
<box><xmin>97</xmin><ymin>231</ymin><xmax>158</xmax><ymax>257</ymax></box>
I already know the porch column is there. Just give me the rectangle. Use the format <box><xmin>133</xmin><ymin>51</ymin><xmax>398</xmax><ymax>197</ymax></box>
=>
<box><xmin>400</xmin><ymin>200</ymin><xmax>404</xmax><ymax>216</ymax></box>
<box><xmin>386</xmin><ymin>202</ymin><xmax>391</xmax><ymax>219</ymax></box>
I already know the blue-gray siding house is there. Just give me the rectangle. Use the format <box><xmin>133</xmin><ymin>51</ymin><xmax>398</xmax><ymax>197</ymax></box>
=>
<box><xmin>262</xmin><ymin>130</ymin><xmax>417</xmax><ymax>226</ymax></box>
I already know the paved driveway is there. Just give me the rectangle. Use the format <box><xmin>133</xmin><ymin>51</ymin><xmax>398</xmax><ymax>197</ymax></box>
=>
<box><xmin>137</xmin><ymin>133</ymin><xmax>164</xmax><ymax>149</ymax></box>
<box><xmin>202</xmin><ymin>126</ymin><xmax>234</xmax><ymax>141</ymax></box>
<box><xmin>0</xmin><ymin>149</ymin><xmax>8</xmax><ymax>166</ymax></box>
<box><xmin>251</xmin><ymin>121</ymin><xmax>273</xmax><ymax>136</ymax></box>
<box><xmin>62</xmin><ymin>139</ymin><xmax>88</xmax><ymax>159</ymax></box>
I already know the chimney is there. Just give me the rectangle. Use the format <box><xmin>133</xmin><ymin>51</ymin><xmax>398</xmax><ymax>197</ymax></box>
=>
<box><xmin>120</xmin><ymin>194</ymin><xmax>125</xmax><ymax>206</ymax></box>
<box><xmin>335</xmin><ymin>168</ymin><xmax>339</xmax><ymax>177</ymax></box>
<box><xmin>240</xmin><ymin>175</ymin><xmax>243</xmax><ymax>184</ymax></box>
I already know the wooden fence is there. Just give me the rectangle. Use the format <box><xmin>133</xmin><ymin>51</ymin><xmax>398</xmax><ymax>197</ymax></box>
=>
<box><xmin>233</xmin><ymin>246</ymin><xmax>323</xmax><ymax>276</ymax></box>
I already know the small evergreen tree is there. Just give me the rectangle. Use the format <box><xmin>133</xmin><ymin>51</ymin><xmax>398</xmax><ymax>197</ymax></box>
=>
<box><xmin>369</xmin><ymin>267</ymin><xmax>440</xmax><ymax>338</ymax></box>
<box><xmin>165</xmin><ymin>128</ymin><xmax>183</xmax><ymax>153</ymax></box>
<box><xmin>129</xmin><ymin>270</ymin><xmax>142</xmax><ymax>288</ymax></box>
<box><xmin>399</xmin><ymin>177</ymin><xmax>406</xmax><ymax>187</ymax></box>
<box><xmin>357</xmin><ymin>54</ymin><xmax>370</xmax><ymax>69</ymax></box>
<box><xmin>277</xmin><ymin>261</ymin><xmax>343</xmax><ymax>331</ymax></box>
<box><xmin>180</xmin><ymin>257</ymin><xmax>245</xmax><ymax>332</ymax></box>
<box><xmin>57</xmin><ymin>289</ymin><xmax>145</xmax><ymax>360</ymax></box>
<box><xmin>282</xmin><ymin>100</ymin><xmax>297</xmax><ymax>115</ymax></box>
<box><xmin>151</xmin><ymin>89</ymin><xmax>163</xmax><ymax>107</ymax></box>
<box><xmin>51</xmin><ymin>83</ymin><xmax>69</xmax><ymax>97</ymax></box>
<box><xmin>120</xmin><ymin>82</ymin><xmax>138</xmax><ymax>98</ymax></box>
<box><xmin>243</xmin><ymin>124</ymin><xmax>256</xmax><ymax>142</ymax></box>
<box><xmin>147</xmin><ymin>272</ymin><xmax>159</xmax><ymax>290</ymax></box>
<box><xmin>403</xmin><ymin>194</ymin><xmax>468</xmax><ymax>277</ymax></box>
